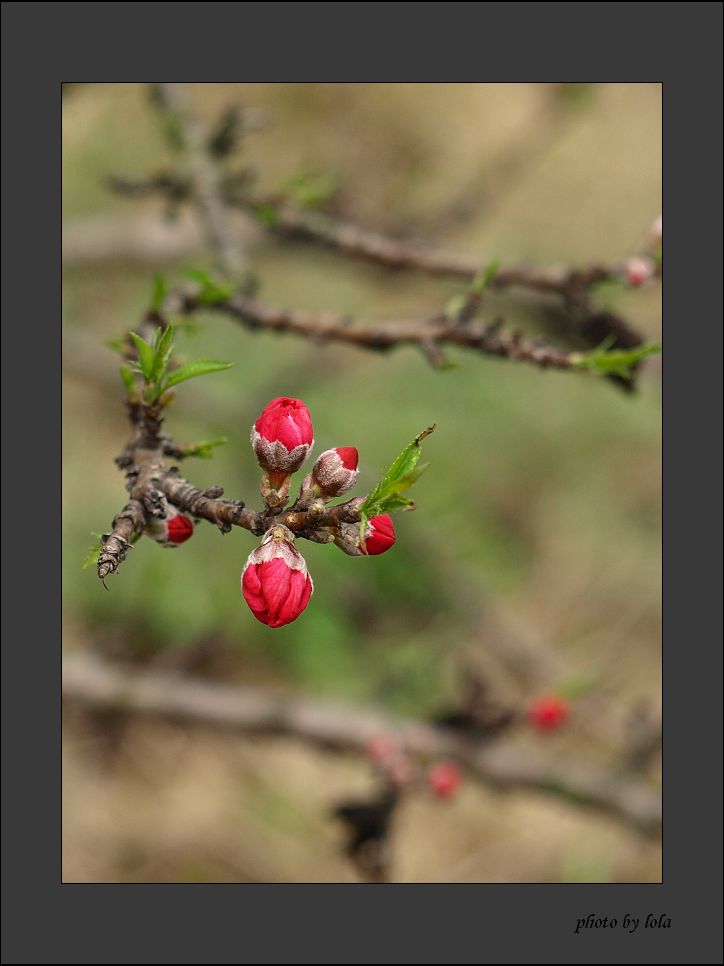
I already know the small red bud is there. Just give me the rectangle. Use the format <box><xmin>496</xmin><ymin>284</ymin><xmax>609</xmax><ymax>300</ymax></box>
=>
<box><xmin>146</xmin><ymin>508</ymin><xmax>194</xmax><ymax>547</ymax></box>
<box><xmin>624</xmin><ymin>256</ymin><xmax>655</xmax><ymax>287</ymax></box>
<box><xmin>364</xmin><ymin>514</ymin><xmax>396</xmax><ymax>556</ymax></box>
<box><xmin>366</xmin><ymin>733</ymin><xmax>397</xmax><ymax>763</ymax></box>
<box><xmin>250</xmin><ymin>397</ymin><xmax>314</xmax><ymax>487</ymax></box>
<box><xmin>428</xmin><ymin>762</ymin><xmax>462</xmax><ymax>800</ymax></box>
<box><xmin>311</xmin><ymin>447</ymin><xmax>359</xmax><ymax>497</ymax></box>
<box><xmin>241</xmin><ymin>525</ymin><xmax>313</xmax><ymax>628</ymax></box>
<box><xmin>528</xmin><ymin>694</ymin><xmax>570</xmax><ymax>731</ymax></box>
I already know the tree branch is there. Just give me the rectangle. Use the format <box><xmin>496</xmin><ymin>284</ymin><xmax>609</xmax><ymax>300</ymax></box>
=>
<box><xmin>97</xmin><ymin>500</ymin><xmax>147</xmax><ymax>581</ymax></box>
<box><xmin>104</xmin><ymin>84</ymin><xmax>660</xmax><ymax>389</ymax></box>
<box><xmin>195</xmin><ymin>292</ymin><xmax>588</xmax><ymax>374</ymax></box>
<box><xmin>62</xmin><ymin>651</ymin><xmax>661</xmax><ymax>838</ymax></box>
<box><xmin>243</xmin><ymin>198</ymin><xmax>626</xmax><ymax>294</ymax></box>
<box><xmin>109</xmin><ymin>170</ymin><xmax>641</xmax><ymax>300</ymax></box>
<box><xmin>149</xmin><ymin>83</ymin><xmax>248</xmax><ymax>282</ymax></box>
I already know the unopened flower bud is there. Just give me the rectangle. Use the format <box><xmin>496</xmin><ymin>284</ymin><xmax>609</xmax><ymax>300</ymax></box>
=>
<box><xmin>624</xmin><ymin>255</ymin><xmax>656</xmax><ymax>288</ymax></box>
<box><xmin>250</xmin><ymin>396</ymin><xmax>314</xmax><ymax>488</ymax></box>
<box><xmin>366</xmin><ymin>733</ymin><xmax>397</xmax><ymax>764</ymax></box>
<box><xmin>145</xmin><ymin>507</ymin><xmax>194</xmax><ymax>547</ymax></box>
<box><xmin>311</xmin><ymin>447</ymin><xmax>359</xmax><ymax>497</ymax></box>
<box><xmin>428</xmin><ymin>762</ymin><xmax>462</xmax><ymax>800</ymax></box>
<box><xmin>528</xmin><ymin>694</ymin><xmax>570</xmax><ymax>731</ymax></box>
<box><xmin>648</xmin><ymin>214</ymin><xmax>662</xmax><ymax>247</ymax></box>
<box><xmin>364</xmin><ymin>514</ymin><xmax>396</xmax><ymax>556</ymax></box>
<box><xmin>241</xmin><ymin>524</ymin><xmax>313</xmax><ymax>628</ymax></box>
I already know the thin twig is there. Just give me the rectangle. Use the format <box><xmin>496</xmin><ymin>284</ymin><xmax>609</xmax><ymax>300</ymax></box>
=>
<box><xmin>109</xmin><ymin>171</ymin><xmax>632</xmax><ymax>298</ymax></box>
<box><xmin>192</xmin><ymin>292</ymin><xmax>582</xmax><ymax>374</ymax></box>
<box><xmin>150</xmin><ymin>83</ymin><xmax>248</xmax><ymax>281</ymax></box>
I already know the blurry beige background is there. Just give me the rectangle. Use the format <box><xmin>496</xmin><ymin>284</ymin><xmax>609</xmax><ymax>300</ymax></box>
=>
<box><xmin>63</xmin><ymin>83</ymin><xmax>661</xmax><ymax>883</ymax></box>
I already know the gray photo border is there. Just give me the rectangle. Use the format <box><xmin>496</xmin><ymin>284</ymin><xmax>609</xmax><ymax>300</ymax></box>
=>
<box><xmin>2</xmin><ymin>1</ymin><xmax>722</xmax><ymax>963</ymax></box>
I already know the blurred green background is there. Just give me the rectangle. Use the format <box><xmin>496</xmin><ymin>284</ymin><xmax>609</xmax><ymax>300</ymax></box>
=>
<box><xmin>62</xmin><ymin>83</ymin><xmax>661</xmax><ymax>883</ymax></box>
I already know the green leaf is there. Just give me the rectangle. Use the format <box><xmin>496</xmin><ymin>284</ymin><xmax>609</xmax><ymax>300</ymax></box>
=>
<box><xmin>553</xmin><ymin>670</ymin><xmax>600</xmax><ymax>701</ymax></box>
<box><xmin>571</xmin><ymin>340</ymin><xmax>661</xmax><ymax>379</ymax></box>
<box><xmin>82</xmin><ymin>547</ymin><xmax>101</xmax><ymax>570</ymax></box>
<box><xmin>177</xmin><ymin>436</ymin><xmax>229</xmax><ymax>459</ymax></box>
<box><xmin>444</xmin><ymin>293</ymin><xmax>468</xmax><ymax>322</ymax></box>
<box><xmin>283</xmin><ymin>168</ymin><xmax>340</xmax><ymax>208</ymax></box>
<box><xmin>150</xmin><ymin>274</ymin><xmax>167</xmax><ymax>312</ymax></box>
<box><xmin>129</xmin><ymin>332</ymin><xmax>155</xmax><ymax>380</ymax></box>
<box><xmin>151</xmin><ymin>324</ymin><xmax>175</xmax><ymax>382</ymax></box>
<box><xmin>163</xmin><ymin>358</ymin><xmax>234</xmax><ymax>390</ymax></box>
<box><xmin>444</xmin><ymin>259</ymin><xmax>499</xmax><ymax>322</ymax></box>
<box><xmin>359</xmin><ymin>426</ymin><xmax>436</xmax><ymax>544</ymax></box>
<box><xmin>183</xmin><ymin>268</ymin><xmax>234</xmax><ymax>305</ymax></box>
<box><xmin>82</xmin><ymin>533</ymin><xmax>103</xmax><ymax>570</ymax></box>
<box><xmin>471</xmin><ymin>258</ymin><xmax>500</xmax><ymax>294</ymax></box>
<box><xmin>119</xmin><ymin>364</ymin><xmax>137</xmax><ymax>396</ymax></box>
<box><xmin>252</xmin><ymin>202</ymin><xmax>279</xmax><ymax>227</ymax></box>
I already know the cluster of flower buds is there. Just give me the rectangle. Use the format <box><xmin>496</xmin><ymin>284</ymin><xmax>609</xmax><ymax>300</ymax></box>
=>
<box><xmin>528</xmin><ymin>694</ymin><xmax>570</xmax><ymax>731</ymax></box>
<box><xmin>365</xmin><ymin>733</ymin><xmax>416</xmax><ymax>789</ymax></box>
<box><xmin>145</xmin><ymin>506</ymin><xmax>194</xmax><ymax>547</ymax></box>
<box><xmin>243</xmin><ymin>397</ymin><xmax>397</xmax><ymax>627</ymax></box>
<box><xmin>365</xmin><ymin>733</ymin><xmax>463</xmax><ymax>801</ymax></box>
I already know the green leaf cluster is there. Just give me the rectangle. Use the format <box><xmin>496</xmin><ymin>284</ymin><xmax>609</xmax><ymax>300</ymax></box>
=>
<box><xmin>121</xmin><ymin>323</ymin><xmax>233</xmax><ymax>404</ymax></box>
<box><xmin>358</xmin><ymin>425</ymin><xmax>436</xmax><ymax>548</ymax></box>
<box><xmin>183</xmin><ymin>268</ymin><xmax>235</xmax><ymax>305</ymax></box>
<box><xmin>571</xmin><ymin>338</ymin><xmax>661</xmax><ymax>379</ymax></box>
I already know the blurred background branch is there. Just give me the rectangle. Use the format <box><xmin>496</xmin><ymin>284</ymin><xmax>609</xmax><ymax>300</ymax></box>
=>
<box><xmin>63</xmin><ymin>651</ymin><xmax>661</xmax><ymax>837</ymax></box>
<box><xmin>102</xmin><ymin>82</ymin><xmax>660</xmax><ymax>389</ymax></box>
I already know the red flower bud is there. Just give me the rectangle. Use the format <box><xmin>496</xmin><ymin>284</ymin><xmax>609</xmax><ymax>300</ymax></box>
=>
<box><xmin>311</xmin><ymin>447</ymin><xmax>359</xmax><ymax>497</ymax></box>
<box><xmin>364</xmin><ymin>514</ymin><xmax>396</xmax><ymax>555</ymax></box>
<box><xmin>250</xmin><ymin>397</ymin><xmax>314</xmax><ymax>487</ymax></box>
<box><xmin>241</xmin><ymin>525</ymin><xmax>313</xmax><ymax>628</ymax></box>
<box><xmin>528</xmin><ymin>694</ymin><xmax>570</xmax><ymax>731</ymax></box>
<box><xmin>428</xmin><ymin>762</ymin><xmax>462</xmax><ymax>800</ymax></box>
<box><xmin>366</xmin><ymin>733</ymin><xmax>397</xmax><ymax>764</ymax></box>
<box><xmin>624</xmin><ymin>256</ymin><xmax>655</xmax><ymax>287</ymax></box>
<box><xmin>145</xmin><ymin>508</ymin><xmax>194</xmax><ymax>546</ymax></box>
